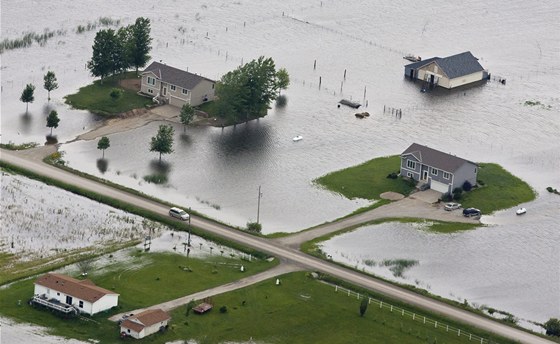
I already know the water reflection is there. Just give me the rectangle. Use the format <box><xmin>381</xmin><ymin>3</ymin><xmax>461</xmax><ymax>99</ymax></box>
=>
<box><xmin>45</xmin><ymin>135</ymin><xmax>58</xmax><ymax>145</ymax></box>
<box><xmin>96</xmin><ymin>158</ymin><xmax>108</xmax><ymax>174</ymax></box>
<box><xmin>275</xmin><ymin>95</ymin><xmax>288</xmax><ymax>108</ymax></box>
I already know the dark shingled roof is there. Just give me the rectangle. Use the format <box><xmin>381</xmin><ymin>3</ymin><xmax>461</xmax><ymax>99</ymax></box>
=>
<box><xmin>401</xmin><ymin>143</ymin><xmax>477</xmax><ymax>173</ymax></box>
<box><xmin>142</xmin><ymin>62</ymin><xmax>214</xmax><ymax>90</ymax></box>
<box><xmin>405</xmin><ymin>52</ymin><xmax>484</xmax><ymax>79</ymax></box>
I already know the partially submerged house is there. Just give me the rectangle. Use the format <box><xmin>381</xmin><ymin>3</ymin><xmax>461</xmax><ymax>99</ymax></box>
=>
<box><xmin>33</xmin><ymin>273</ymin><xmax>119</xmax><ymax>316</ymax></box>
<box><xmin>120</xmin><ymin>308</ymin><xmax>171</xmax><ymax>339</ymax></box>
<box><xmin>400</xmin><ymin>143</ymin><xmax>478</xmax><ymax>194</ymax></box>
<box><xmin>404</xmin><ymin>51</ymin><xmax>486</xmax><ymax>89</ymax></box>
<box><xmin>140</xmin><ymin>61</ymin><xmax>215</xmax><ymax>107</ymax></box>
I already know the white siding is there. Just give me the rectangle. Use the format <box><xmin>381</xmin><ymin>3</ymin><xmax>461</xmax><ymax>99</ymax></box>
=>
<box><xmin>91</xmin><ymin>294</ymin><xmax>119</xmax><ymax>314</ymax></box>
<box><xmin>448</xmin><ymin>71</ymin><xmax>484</xmax><ymax>88</ymax></box>
<box><xmin>34</xmin><ymin>284</ymin><xmax>117</xmax><ymax>315</ymax></box>
<box><xmin>189</xmin><ymin>79</ymin><xmax>215</xmax><ymax>106</ymax></box>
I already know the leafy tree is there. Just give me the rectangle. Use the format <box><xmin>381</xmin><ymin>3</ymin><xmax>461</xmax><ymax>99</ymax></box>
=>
<box><xmin>20</xmin><ymin>83</ymin><xmax>35</xmax><ymax>113</ymax></box>
<box><xmin>276</xmin><ymin>68</ymin><xmax>290</xmax><ymax>95</ymax></box>
<box><xmin>185</xmin><ymin>300</ymin><xmax>196</xmax><ymax>317</ymax></box>
<box><xmin>87</xmin><ymin>29</ymin><xmax>119</xmax><ymax>82</ymax></box>
<box><xmin>359</xmin><ymin>297</ymin><xmax>368</xmax><ymax>317</ymax></box>
<box><xmin>128</xmin><ymin>17</ymin><xmax>152</xmax><ymax>75</ymax></box>
<box><xmin>43</xmin><ymin>71</ymin><xmax>58</xmax><ymax>100</ymax></box>
<box><xmin>246</xmin><ymin>222</ymin><xmax>262</xmax><ymax>234</ymax></box>
<box><xmin>180</xmin><ymin>104</ymin><xmax>195</xmax><ymax>131</ymax></box>
<box><xmin>215</xmin><ymin>56</ymin><xmax>280</xmax><ymax>123</ymax></box>
<box><xmin>462</xmin><ymin>180</ymin><xmax>473</xmax><ymax>191</ymax></box>
<box><xmin>544</xmin><ymin>318</ymin><xmax>560</xmax><ymax>337</ymax></box>
<box><xmin>97</xmin><ymin>136</ymin><xmax>110</xmax><ymax>158</ymax></box>
<box><xmin>46</xmin><ymin>110</ymin><xmax>60</xmax><ymax>135</ymax></box>
<box><xmin>150</xmin><ymin>124</ymin><xmax>174</xmax><ymax>162</ymax></box>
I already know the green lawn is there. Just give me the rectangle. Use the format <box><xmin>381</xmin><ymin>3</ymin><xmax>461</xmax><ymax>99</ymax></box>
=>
<box><xmin>461</xmin><ymin>163</ymin><xmax>536</xmax><ymax>214</ymax></box>
<box><xmin>314</xmin><ymin>155</ymin><xmax>415</xmax><ymax>200</ymax></box>
<box><xmin>64</xmin><ymin>72</ymin><xmax>152</xmax><ymax>116</ymax></box>
<box><xmin>0</xmin><ymin>251</ymin><xmax>275</xmax><ymax>343</ymax></box>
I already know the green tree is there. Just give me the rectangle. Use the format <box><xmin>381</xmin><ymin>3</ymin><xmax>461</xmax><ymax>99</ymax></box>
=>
<box><xmin>87</xmin><ymin>29</ymin><xmax>119</xmax><ymax>82</ymax></box>
<box><xmin>128</xmin><ymin>17</ymin><xmax>152</xmax><ymax>75</ymax></box>
<box><xmin>20</xmin><ymin>83</ymin><xmax>35</xmax><ymax>113</ymax></box>
<box><xmin>97</xmin><ymin>136</ymin><xmax>110</xmax><ymax>158</ymax></box>
<box><xmin>180</xmin><ymin>104</ymin><xmax>195</xmax><ymax>131</ymax></box>
<box><xmin>359</xmin><ymin>297</ymin><xmax>368</xmax><ymax>317</ymax></box>
<box><xmin>544</xmin><ymin>318</ymin><xmax>560</xmax><ymax>337</ymax></box>
<box><xmin>185</xmin><ymin>300</ymin><xmax>196</xmax><ymax>317</ymax></box>
<box><xmin>114</xmin><ymin>26</ymin><xmax>132</xmax><ymax>75</ymax></box>
<box><xmin>46</xmin><ymin>110</ymin><xmax>60</xmax><ymax>135</ymax></box>
<box><xmin>150</xmin><ymin>124</ymin><xmax>174</xmax><ymax>162</ymax></box>
<box><xmin>276</xmin><ymin>67</ymin><xmax>290</xmax><ymax>95</ymax></box>
<box><xmin>43</xmin><ymin>71</ymin><xmax>58</xmax><ymax>101</ymax></box>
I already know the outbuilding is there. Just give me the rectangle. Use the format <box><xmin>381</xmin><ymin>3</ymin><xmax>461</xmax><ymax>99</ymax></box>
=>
<box><xmin>120</xmin><ymin>308</ymin><xmax>171</xmax><ymax>339</ymax></box>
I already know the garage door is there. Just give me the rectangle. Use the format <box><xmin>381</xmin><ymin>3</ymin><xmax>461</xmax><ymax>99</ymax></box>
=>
<box><xmin>430</xmin><ymin>180</ymin><xmax>449</xmax><ymax>193</ymax></box>
<box><xmin>169</xmin><ymin>96</ymin><xmax>187</xmax><ymax>108</ymax></box>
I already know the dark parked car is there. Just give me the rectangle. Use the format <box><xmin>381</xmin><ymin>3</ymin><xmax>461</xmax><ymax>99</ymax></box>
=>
<box><xmin>462</xmin><ymin>208</ymin><xmax>481</xmax><ymax>217</ymax></box>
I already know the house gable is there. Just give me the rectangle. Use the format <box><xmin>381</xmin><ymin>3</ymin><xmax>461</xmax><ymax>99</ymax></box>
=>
<box><xmin>143</xmin><ymin>61</ymin><xmax>214</xmax><ymax>91</ymax></box>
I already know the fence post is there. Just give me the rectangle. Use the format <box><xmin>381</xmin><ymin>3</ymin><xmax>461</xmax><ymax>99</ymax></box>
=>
<box><xmin>402</xmin><ymin>309</ymin><xmax>404</xmax><ymax>316</ymax></box>
<box><xmin>447</xmin><ymin>325</ymin><xmax>449</xmax><ymax>332</ymax></box>
<box><xmin>423</xmin><ymin>316</ymin><xmax>426</xmax><ymax>324</ymax></box>
<box><xmin>357</xmin><ymin>293</ymin><xmax>359</xmax><ymax>300</ymax></box>
<box><xmin>412</xmin><ymin>313</ymin><xmax>415</xmax><ymax>320</ymax></box>
<box><xmin>380</xmin><ymin>301</ymin><xmax>382</xmax><ymax>308</ymax></box>
<box><xmin>390</xmin><ymin>305</ymin><xmax>393</xmax><ymax>312</ymax></box>
<box><xmin>335</xmin><ymin>286</ymin><xmax>337</xmax><ymax>292</ymax></box>
<box><xmin>435</xmin><ymin>321</ymin><xmax>437</xmax><ymax>328</ymax></box>
<box><xmin>347</xmin><ymin>290</ymin><xmax>350</xmax><ymax>296</ymax></box>
<box><xmin>458</xmin><ymin>329</ymin><xmax>461</xmax><ymax>336</ymax></box>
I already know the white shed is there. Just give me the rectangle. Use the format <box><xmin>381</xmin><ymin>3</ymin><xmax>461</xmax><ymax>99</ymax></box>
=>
<box><xmin>120</xmin><ymin>309</ymin><xmax>171</xmax><ymax>339</ymax></box>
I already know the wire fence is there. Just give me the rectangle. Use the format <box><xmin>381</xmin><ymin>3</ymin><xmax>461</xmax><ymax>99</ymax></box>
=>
<box><xmin>329</xmin><ymin>283</ymin><xmax>495</xmax><ymax>343</ymax></box>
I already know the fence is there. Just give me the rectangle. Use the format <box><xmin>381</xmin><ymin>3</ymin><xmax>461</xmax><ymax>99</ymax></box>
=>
<box><xmin>330</xmin><ymin>283</ymin><xmax>495</xmax><ymax>343</ymax></box>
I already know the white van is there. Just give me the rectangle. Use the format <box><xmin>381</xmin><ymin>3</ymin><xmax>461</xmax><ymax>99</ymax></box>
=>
<box><xmin>169</xmin><ymin>207</ymin><xmax>190</xmax><ymax>221</ymax></box>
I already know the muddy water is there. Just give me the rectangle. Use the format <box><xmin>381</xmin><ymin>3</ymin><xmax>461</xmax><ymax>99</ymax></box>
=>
<box><xmin>1</xmin><ymin>0</ymin><xmax>559</xmax><ymax>325</ymax></box>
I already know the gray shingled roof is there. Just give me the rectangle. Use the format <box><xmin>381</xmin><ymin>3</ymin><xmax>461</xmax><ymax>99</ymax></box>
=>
<box><xmin>142</xmin><ymin>62</ymin><xmax>214</xmax><ymax>90</ymax></box>
<box><xmin>401</xmin><ymin>143</ymin><xmax>477</xmax><ymax>173</ymax></box>
<box><xmin>404</xmin><ymin>52</ymin><xmax>484</xmax><ymax>79</ymax></box>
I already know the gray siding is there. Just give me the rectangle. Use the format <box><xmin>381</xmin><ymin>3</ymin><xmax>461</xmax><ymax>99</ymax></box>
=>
<box><xmin>452</xmin><ymin>162</ymin><xmax>478</xmax><ymax>190</ymax></box>
<box><xmin>400</xmin><ymin>155</ymin><xmax>421</xmax><ymax>180</ymax></box>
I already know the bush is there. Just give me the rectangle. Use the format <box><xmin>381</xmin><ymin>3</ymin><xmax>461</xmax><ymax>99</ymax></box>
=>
<box><xmin>110</xmin><ymin>88</ymin><xmax>123</xmax><ymax>100</ymax></box>
<box><xmin>544</xmin><ymin>318</ymin><xmax>560</xmax><ymax>337</ymax></box>
<box><xmin>477</xmin><ymin>179</ymin><xmax>485</xmax><ymax>186</ymax></box>
<box><xmin>219</xmin><ymin>305</ymin><xmax>228</xmax><ymax>313</ymax></box>
<box><xmin>246</xmin><ymin>222</ymin><xmax>262</xmax><ymax>234</ymax></box>
<box><xmin>386</xmin><ymin>172</ymin><xmax>398</xmax><ymax>179</ymax></box>
<box><xmin>462</xmin><ymin>181</ymin><xmax>473</xmax><ymax>192</ymax></box>
<box><xmin>440</xmin><ymin>193</ymin><xmax>453</xmax><ymax>202</ymax></box>
<box><xmin>452</xmin><ymin>188</ymin><xmax>463</xmax><ymax>200</ymax></box>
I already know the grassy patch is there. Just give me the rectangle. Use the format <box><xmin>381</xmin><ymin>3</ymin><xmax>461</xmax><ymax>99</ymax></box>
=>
<box><xmin>143</xmin><ymin>173</ymin><xmax>168</xmax><ymax>184</ymax></box>
<box><xmin>64</xmin><ymin>72</ymin><xmax>152</xmax><ymax>116</ymax></box>
<box><xmin>461</xmin><ymin>163</ymin><xmax>536</xmax><ymax>214</ymax></box>
<box><xmin>0</xmin><ymin>142</ymin><xmax>39</xmax><ymax>150</ymax></box>
<box><xmin>314</xmin><ymin>155</ymin><xmax>415</xmax><ymax>200</ymax></box>
<box><xmin>0</xmin><ymin>252</ymin><xmax>275</xmax><ymax>343</ymax></box>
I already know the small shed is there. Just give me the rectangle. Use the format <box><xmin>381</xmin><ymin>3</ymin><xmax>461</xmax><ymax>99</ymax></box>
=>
<box><xmin>120</xmin><ymin>308</ymin><xmax>170</xmax><ymax>339</ymax></box>
<box><xmin>193</xmin><ymin>302</ymin><xmax>213</xmax><ymax>314</ymax></box>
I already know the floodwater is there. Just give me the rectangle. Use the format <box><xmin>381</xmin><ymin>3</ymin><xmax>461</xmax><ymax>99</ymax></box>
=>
<box><xmin>1</xmin><ymin>0</ymin><xmax>559</xmax><ymax>326</ymax></box>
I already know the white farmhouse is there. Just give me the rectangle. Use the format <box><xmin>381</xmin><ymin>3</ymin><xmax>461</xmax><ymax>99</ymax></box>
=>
<box><xmin>33</xmin><ymin>273</ymin><xmax>118</xmax><ymax>316</ymax></box>
<box><xmin>120</xmin><ymin>308</ymin><xmax>171</xmax><ymax>339</ymax></box>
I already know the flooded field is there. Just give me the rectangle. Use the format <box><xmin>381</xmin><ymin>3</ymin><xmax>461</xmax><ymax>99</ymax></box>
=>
<box><xmin>1</xmin><ymin>0</ymin><xmax>559</xmax><ymax>327</ymax></box>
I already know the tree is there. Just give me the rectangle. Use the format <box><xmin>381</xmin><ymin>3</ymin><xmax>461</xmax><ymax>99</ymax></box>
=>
<box><xmin>276</xmin><ymin>68</ymin><xmax>290</xmax><ymax>95</ymax></box>
<box><xmin>150</xmin><ymin>125</ymin><xmax>174</xmax><ymax>162</ymax></box>
<box><xmin>185</xmin><ymin>300</ymin><xmax>196</xmax><ymax>317</ymax></box>
<box><xmin>128</xmin><ymin>17</ymin><xmax>152</xmax><ymax>75</ymax></box>
<box><xmin>544</xmin><ymin>318</ymin><xmax>560</xmax><ymax>337</ymax></box>
<box><xmin>97</xmin><ymin>136</ymin><xmax>110</xmax><ymax>158</ymax></box>
<box><xmin>46</xmin><ymin>110</ymin><xmax>60</xmax><ymax>135</ymax></box>
<box><xmin>87</xmin><ymin>29</ymin><xmax>119</xmax><ymax>82</ymax></box>
<box><xmin>20</xmin><ymin>83</ymin><xmax>35</xmax><ymax>113</ymax></box>
<box><xmin>180</xmin><ymin>104</ymin><xmax>195</xmax><ymax>131</ymax></box>
<box><xmin>43</xmin><ymin>71</ymin><xmax>58</xmax><ymax>100</ymax></box>
<box><xmin>359</xmin><ymin>297</ymin><xmax>368</xmax><ymax>317</ymax></box>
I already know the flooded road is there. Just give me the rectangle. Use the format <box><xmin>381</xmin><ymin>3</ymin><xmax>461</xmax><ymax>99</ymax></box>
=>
<box><xmin>2</xmin><ymin>0</ymin><xmax>559</xmax><ymax>325</ymax></box>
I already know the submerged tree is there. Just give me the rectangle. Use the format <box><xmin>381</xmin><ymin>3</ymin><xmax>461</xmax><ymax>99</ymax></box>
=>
<box><xmin>150</xmin><ymin>124</ymin><xmax>174</xmax><ymax>162</ymax></box>
<box><xmin>46</xmin><ymin>110</ymin><xmax>60</xmax><ymax>135</ymax></box>
<box><xmin>97</xmin><ymin>136</ymin><xmax>111</xmax><ymax>158</ymax></box>
<box><xmin>43</xmin><ymin>71</ymin><xmax>58</xmax><ymax>101</ymax></box>
<box><xmin>180</xmin><ymin>104</ymin><xmax>195</xmax><ymax>132</ymax></box>
<box><xmin>20</xmin><ymin>83</ymin><xmax>35</xmax><ymax>113</ymax></box>
<box><xmin>544</xmin><ymin>318</ymin><xmax>560</xmax><ymax>337</ymax></box>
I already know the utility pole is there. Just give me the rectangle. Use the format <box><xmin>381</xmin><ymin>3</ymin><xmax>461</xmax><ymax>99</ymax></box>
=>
<box><xmin>257</xmin><ymin>185</ymin><xmax>263</xmax><ymax>224</ymax></box>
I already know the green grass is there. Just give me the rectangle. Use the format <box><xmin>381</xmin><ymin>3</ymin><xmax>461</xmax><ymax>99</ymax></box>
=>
<box><xmin>0</xmin><ymin>252</ymin><xmax>276</xmax><ymax>343</ymax></box>
<box><xmin>461</xmin><ymin>163</ymin><xmax>536</xmax><ymax>214</ymax></box>
<box><xmin>314</xmin><ymin>155</ymin><xmax>415</xmax><ymax>200</ymax></box>
<box><xmin>196</xmin><ymin>100</ymin><xmax>219</xmax><ymax>117</ymax></box>
<box><xmin>64</xmin><ymin>72</ymin><xmax>152</xmax><ymax>116</ymax></box>
<box><xmin>0</xmin><ymin>142</ymin><xmax>39</xmax><ymax>150</ymax></box>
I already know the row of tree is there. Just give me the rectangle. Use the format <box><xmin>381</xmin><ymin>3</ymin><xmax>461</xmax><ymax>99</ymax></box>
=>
<box><xmin>214</xmin><ymin>56</ymin><xmax>289</xmax><ymax>123</ymax></box>
<box><xmin>20</xmin><ymin>71</ymin><xmax>59</xmax><ymax>113</ymax></box>
<box><xmin>88</xmin><ymin>17</ymin><xmax>152</xmax><ymax>81</ymax></box>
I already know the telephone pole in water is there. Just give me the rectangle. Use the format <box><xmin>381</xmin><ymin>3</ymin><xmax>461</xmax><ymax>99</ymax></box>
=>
<box><xmin>257</xmin><ymin>185</ymin><xmax>263</xmax><ymax>224</ymax></box>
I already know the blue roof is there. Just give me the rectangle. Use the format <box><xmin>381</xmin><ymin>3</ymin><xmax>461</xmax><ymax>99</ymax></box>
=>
<box><xmin>405</xmin><ymin>52</ymin><xmax>484</xmax><ymax>79</ymax></box>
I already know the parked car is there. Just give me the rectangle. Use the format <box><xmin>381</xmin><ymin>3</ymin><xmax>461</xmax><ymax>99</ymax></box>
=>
<box><xmin>444</xmin><ymin>202</ymin><xmax>461</xmax><ymax>211</ymax></box>
<box><xmin>169</xmin><ymin>207</ymin><xmax>190</xmax><ymax>221</ymax></box>
<box><xmin>462</xmin><ymin>208</ymin><xmax>481</xmax><ymax>217</ymax></box>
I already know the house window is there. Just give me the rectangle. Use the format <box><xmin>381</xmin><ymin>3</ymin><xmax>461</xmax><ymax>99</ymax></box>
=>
<box><xmin>406</xmin><ymin>160</ymin><xmax>416</xmax><ymax>169</ymax></box>
<box><xmin>170</xmin><ymin>85</ymin><xmax>176</xmax><ymax>91</ymax></box>
<box><xmin>212</xmin><ymin>83</ymin><xmax>215</xmax><ymax>89</ymax></box>
<box><xmin>443</xmin><ymin>172</ymin><xmax>450</xmax><ymax>179</ymax></box>
<box><xmin>147</xmin><ymin>76</ymin><xmax>155</xmax><ymax>86</ymax></box>
<box><xmin>431</xmin><ymin>168</ymin><xmax>438</xmax><ymax>176</ymax></box>
<box><xmin>182</xmin><ymin>89</ymin><xmax>189</xmax><ymax>95</ymax></box>
<box><xmin>474</xmin><ymin>168</ymin><xmax>477</xmax><ymax>173</ymax></box>
<box><xmin>407</xmin><ymin>172</ymin><xmax>413</xmax><ymax>178</ymax></box>
<box><xmin>79</xmin><ymin>301</ymin><xmax>84</xmax><ymax>308</ymax></box>
<box><xmin>148</xmin><ymin>89</ymin><xmax>153</xmax><ymax>94</ymax></box>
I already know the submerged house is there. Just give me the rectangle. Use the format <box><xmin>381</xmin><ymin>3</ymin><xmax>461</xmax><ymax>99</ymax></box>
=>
<box><xmin>404</xmin><ymin>51</ymin><xmax>486</xmax><ymax>89</ymax></box>
<box><xmin>400</xmin><ymin>143</ymin><xmax>478</xmax><ymax>194</ymax></box>
<box><xmin>33</xmin><ymin>273</ymin><xmax>119</xmax><ymax>316</ymax></box>
<box><xmin>120</xmin><ymin>308</ymin><xmax>171</xmax><ymax>339</ymax></box>
<box><xmin>140</xmin><ymin>61</ymin><xmax>215</xmax><ymax>107</ymax></box>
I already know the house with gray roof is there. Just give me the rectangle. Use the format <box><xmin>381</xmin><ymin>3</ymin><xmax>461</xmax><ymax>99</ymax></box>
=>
<box><xmin>140</xmin><ymin>61</ymin><xmax>215</xmax><ymax>107</ymax></box>
<box><xmin>400</xmin><ymin>143</ymin><xmax>478</xmax><ymax>194</ymax></box>
<box><xmin>404</xmin><ymin>51</ymin><xmax>486</xmax><ymax>89</ymax></box>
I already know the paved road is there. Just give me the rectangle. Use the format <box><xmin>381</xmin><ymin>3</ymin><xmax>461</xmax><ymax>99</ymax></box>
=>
<box><xmin>0</xmin><ymin>148</ymin><xmax>552</xmax><ymax>344</ymax></box>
